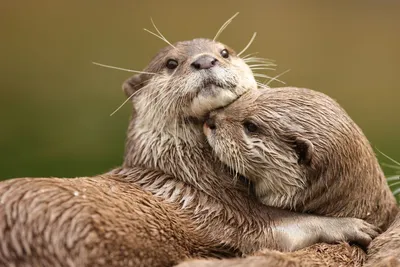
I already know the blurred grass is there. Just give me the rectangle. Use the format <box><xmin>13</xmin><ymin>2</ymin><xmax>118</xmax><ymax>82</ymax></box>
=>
<box><xmin>0</xmin><ymin>1</ymin><xmax>399</xmax><ymax>186</ymax></box>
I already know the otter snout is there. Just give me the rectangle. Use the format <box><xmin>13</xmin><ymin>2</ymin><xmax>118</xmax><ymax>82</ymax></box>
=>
<box><xmin>191</xmin><ymin>55</ymin><xmax>218</xmax><ymax>70</ymax></box>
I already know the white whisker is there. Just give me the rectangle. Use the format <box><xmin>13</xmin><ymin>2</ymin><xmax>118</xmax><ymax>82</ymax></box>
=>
<box><xmin>143</xmin><ymin>28</ymin><xmax>175</xmax><ymax>49</ymax></box>
<box><xmin>376</xmin><ymin>148</ymin><xmax>400</xmax><ymax>166</ymax></box>
<box><xmin>250</xmin><ymin>67</ymin><xmax>275</xmax><ymax>71</ymax></box>
<box><xmin>213</xmin><ymin>12</ymin><xmax>240</xmax><ymax>41</ymax></box>
<box><xmin>253</xmin><ymin>73</ymin><xmax>285</xmax><ymax>85</ymax></box>
<box><xmin>110</xmin><ymin>82</ymin><xmax>152</xmax><ymax>116</ymax></box>
<box><xmin>237</xmin><ymin>32</ymin><xmax>257</xmax><ymax>57</ymax></box>
<box><xmin>241</xmin><ymin>52</ymin><xmax>259</xmax><ymax>59</ymax></box>
<box><xmin>146</xmin><ymin>17</ymin><xmax>176</xmax><ymax>49</ymax></box>
<box><xmin>248</xmin><ymin>63</ymin><xmax>276</xmax><ymax>68</ymax></box>
<box><xmin>92</xmin><ymin>62</ymin><xmax>155</xmax><ymax>75</ymax></box>
<box><xmin>265</xmin><ymin>69</ymin><xmax>290</xmax><ymax>86</ymax></box>
<box><xmin>244</xmin><ymin>57</ymin><xmax>275</xmax><ymax>64</ymax></box>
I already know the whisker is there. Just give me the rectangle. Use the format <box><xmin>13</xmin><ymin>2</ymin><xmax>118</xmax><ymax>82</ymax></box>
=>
<box><xmin>244</xmin><ymin>57</ymin><xmax>275</xmax><ymax>63</ymax></box>
<box><xmin>249</xmin><ymin>67</ymin><xmax>276</xmax><ymax>71</ymax></box>
<box><xmin>376</xmin><ymin>148</ymin><xmax>400</xmax><ymax>166</ymax></box>
<box><xmin>253</xmin><ymin>73</ymin><xmax>285</xmax><ymax>85</ymax></box>
<box><xmin>387</xmin><ymin>175</ymin><xmax>400</xmax><ymax>182</ymax></box>
<box><xmin>92</xmin><ymin>62</ymin><xmax>155</xmax><ymax>75</ymax></box>
<box><xmin>213</xmin><ymin>12</ymin><xmax>240</xmax><ymax>41</ymax></box>
<box><xmin>110</xmin><ymin>81</ymin><xmax>152</xmax><ymax>116</ymax></box>
<box><xmin>148</xmin><ymin>17</ymin><xmax>176</xmax><ymax>48</ymax></box>
<box><xmin>237</xmin><ymin>32</ymin><xmax>257</xmax><ymax>57</ymax></box>
<box><xmin>266</xmin><ymin>69</ymin><xmax>290</xmax><ymax>86</ymax></box>
<box><xmin>382</xmin><ymin>163</ymin><xmax>400</xmax><ymax>170</ymax></box>
<box><xmin>241</xmin><ymin>52</ymin><xmax>259</xmax><ymax>59</ymax></box>
<box><xmin>248</xmin><ymin>63</ymin><xmax>277</xmax><ymax>68</ymax></box>
<box><xmin>143</xmin><ymin>28</ymin><xmax>176</xmax><ymax>49</ymax></box>
<box><xmin>256</xmin><ymin>82</ymin><xmax>269</xmax><ymax>89</ymax></box>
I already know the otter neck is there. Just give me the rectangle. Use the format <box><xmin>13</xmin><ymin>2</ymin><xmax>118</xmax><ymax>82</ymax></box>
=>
<box><xmin>122</xmin><ymin>113</ymin><xmax>241</xmax><ymax>198</ymax></box>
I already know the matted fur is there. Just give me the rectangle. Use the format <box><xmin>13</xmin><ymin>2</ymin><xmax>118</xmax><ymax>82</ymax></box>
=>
<box><xmin>205</xmin><ymin>87</ymin><xmax>398</xmax><ymax>230</ymax></box>
<box><xmin>366</xmin><ymin>213</ymin><xmax>400</xmax><ymax>266</ymax></box>
<box><xmin>176</xmin><ymin>243</ymin><xmax>366</xmax><ymax>267</ymax></box>
<box><xmin>119</xmin><ymin>39</ymin><xmax>380</xmax><ymax>254</ymax></box>
<box><xmin>0</xmin><ymin>40</ymin><xmax>381</xmax><ymax>266</ymax></box>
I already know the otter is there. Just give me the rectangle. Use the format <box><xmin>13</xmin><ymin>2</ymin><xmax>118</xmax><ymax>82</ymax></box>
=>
<box><xmin>183</xmin><ymin>86</ymin><xmax>398</xmax><ymax>266</ymax></box>
<box><xmin>0</xmin><ymin>175</ymin><xmax>234</xmax><ymax>266</ymax></box>
<box><xmin>0</xmin><ymin>40</ymin><xmax>379</xmax><ymax>266</ymax></box>
<box><xmin>114</xmin><ymin>38</ymin><xmax>381</xmax><ymax>252</ymax></box>
<box><xmin>365</xmin><ymin>213</ymin><xmax>400</xmax><ymax>266</ymax></box>
<box><xmin>204</xmin><ymin>87</ymin><xmax>398</xmax><ymax>229</ymax></box>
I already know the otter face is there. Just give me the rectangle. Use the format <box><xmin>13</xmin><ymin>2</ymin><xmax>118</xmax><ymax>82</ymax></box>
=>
<box><xmin>123</xmin><ymin>38</ymin><xmax>257</xmax><ymax>126</ymax></box>
<box><xmin>204</xmin><ymin>88</ymin><xmax>317</xmax><ymax>208</ymax></box>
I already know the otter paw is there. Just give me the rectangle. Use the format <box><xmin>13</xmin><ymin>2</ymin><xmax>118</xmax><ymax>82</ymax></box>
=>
<box><xmin>323</xmin><ymin>218</ymin><xmax>380</xmax><ymax>248</ymax></box>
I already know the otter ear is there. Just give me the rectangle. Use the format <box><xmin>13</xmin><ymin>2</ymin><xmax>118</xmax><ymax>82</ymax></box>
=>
<box><xmin>294</xmin><ymin>137</ymin><xmax>314</xmax><ymax>165</ymax></box>
<box><xmin>122</xmin><ymin>73</ymin><xmax>150</xmax><ymax>98</ymax></box>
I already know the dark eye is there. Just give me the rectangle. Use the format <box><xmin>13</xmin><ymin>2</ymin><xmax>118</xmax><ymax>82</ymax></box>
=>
<box><xmin>243</xmin><ymin>121</ymin><xmax>258</xmax><ymax>133</ymax></box>
<box><xmin>166</xmin><ymin>59</ymin><xmax>178</xmax><ymax>69</ymax></box>
<box><xmin>220</xmin><ymin>49</ymin><xmax>229</xmax><ymax>58</ymax></box>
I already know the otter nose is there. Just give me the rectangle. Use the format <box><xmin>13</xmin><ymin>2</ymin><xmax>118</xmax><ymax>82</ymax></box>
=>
<box><xmin>205</xmin><ymin>117</ymin><xmax>216</xmax><ymax>130</ymax></box>
<box><xmin>191</xmin><ymin>55</ymin><xmax>218</xmax><ymax>70</ymax></box>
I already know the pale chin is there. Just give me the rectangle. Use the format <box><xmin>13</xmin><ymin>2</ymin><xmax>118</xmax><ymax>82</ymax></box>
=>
<box><xmin>189</xmin><ymin>88</ymin><xmax>238</xmax><ymax>118</ymax></box>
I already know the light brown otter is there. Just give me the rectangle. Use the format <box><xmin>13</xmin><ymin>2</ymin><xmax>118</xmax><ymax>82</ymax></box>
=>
<box><xmin>204</xmin><ymin>87</ymin><xmax>398</xmax><ymax>230</ymax></box>
<box><xmin>0</xmin><ymin>40</ymin><xmax>380</xmax><ymax>266</ymax></box>
<box><xmin>0</xmin><ymin>175</ymin><xmax>235</xmax><ymax>266</ymax></box>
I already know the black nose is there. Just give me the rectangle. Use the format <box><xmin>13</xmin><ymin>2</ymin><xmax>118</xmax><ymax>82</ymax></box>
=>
<box><xmin>205</xmin><ymin>117</ymin><xmax>216</xmax><ymax>130</ymax></box>
<box><xmin>191</xmin><ymin>55</ymin><xmax>218</xmax><ymax>70</ymax></box>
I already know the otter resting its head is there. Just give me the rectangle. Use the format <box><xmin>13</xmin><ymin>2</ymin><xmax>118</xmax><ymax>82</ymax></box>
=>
<box><xmin>204</xmin><ymin>87</ymin><xmax>397</xmax><ymax>229</ymax></box>
<box><xmin>123</xmin><ymin>38</ymin><xmax>257</xmax><ymax>128</ymax></box>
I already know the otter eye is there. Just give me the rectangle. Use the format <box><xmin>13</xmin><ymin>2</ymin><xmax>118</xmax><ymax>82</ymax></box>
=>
<box><xmin>166</xmin><ymin>59</ymin><xmax>178</xmax><ymax>69</ymax></box>
<box><xmin>244</xmin><ymin>121</ymin><xmax>258</xmax><ymax>133</ymax></box>
<box><xmin>220</xmin><ymin>49</ymin><xmax>229</xmax><ymax>59</ymax></box>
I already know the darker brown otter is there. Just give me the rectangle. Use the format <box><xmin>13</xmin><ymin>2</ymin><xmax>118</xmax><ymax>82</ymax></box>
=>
<box><xmin>205</xmin><ymin>87</ymin><xmax>398</xmax><ymax>230</ymax></box>
<box><xmin>191</xmin><ymin>86</ymin><xmax>399</xmax><ymax>267</ymax></box>
<box><xmin>0</xmin><ymin>40</ymin><xmax>381</xmax><ymax>266</ymax></box>
<box><xmin>365</xmin><ymin>212</ymin><xmax>400</xmax><ymax>266</ymax></box>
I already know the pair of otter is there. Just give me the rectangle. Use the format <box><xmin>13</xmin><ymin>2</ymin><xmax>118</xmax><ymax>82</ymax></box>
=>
<box><xmin>0</xmin><ymin>35</ymin><xmax>398</xmax><ymax>266</ymax></box>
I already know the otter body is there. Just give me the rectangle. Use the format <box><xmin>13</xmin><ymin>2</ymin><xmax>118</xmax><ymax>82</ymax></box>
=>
<box><xmin>205</xmin><ymin>87</ymin><xmax>398</xmax><ymax>229</ymax></box>
<box><xmin>0</xmin><ymin>40</ymin><xmax>380</xmax><ymax>266</ymax></box>
<box><xmin>366</xmin><ymin>213</ymin><xmax>400</xmax><ymax>266</ymax></box>
<box><xmin>0</xmin><ymin>174</ymin><xmax>232</xmax><ymax>266</ymax></box>
<box><xmin>196</xmin><ymin>86</ymin><xmax>399</xmax><ymax>266</ymax></box>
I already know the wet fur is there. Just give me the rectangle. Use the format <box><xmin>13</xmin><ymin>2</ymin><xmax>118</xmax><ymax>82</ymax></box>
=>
<box><xmin>0</xmin><ymin>174</ymin><xmax>234</xmax><ymax>266</ymax></box>
<box><xmin>0</xmin><ymin>40</ymin><xmax>381</xmax><ymax>266</ymax></box>
<box><xmin>206</xmin><ymin>87</ymin><xmax>398</xmax><ymax>230</ymax></box>
<box><xmin>199</xmin><ymin>87</ymin><xmax>399</xmax><ymax>266</ymax></box>
<box><xmin>366</xmin><ymin>213</ymin><xmax>400</xmax><ymax>266</ymax></box>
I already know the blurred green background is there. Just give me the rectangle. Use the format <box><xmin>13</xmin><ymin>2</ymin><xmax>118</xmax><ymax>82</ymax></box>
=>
<box><xmin>1</xmin><ymin>1</ymin><xmax>399</xmax><ymax>181</ymax></box>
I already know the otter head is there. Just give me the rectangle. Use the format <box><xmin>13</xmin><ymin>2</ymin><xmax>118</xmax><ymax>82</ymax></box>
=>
<box><xmin>203</xmin><ymin>87</ymin><xmax>344</xmax><ymax>209</ymax></box>
<box><xmin>123</xmin><ymin>38</ymin><xmax>257</xmax><ymax>131</ymax></box>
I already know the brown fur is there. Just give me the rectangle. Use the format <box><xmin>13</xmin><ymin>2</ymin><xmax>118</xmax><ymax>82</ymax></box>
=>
<box><xmin>365</xmin><ymin>213</ymin><xmax>400</xmax><ymax>266</ymax></box>
<box><xmin>118</xmin><ymin>39</ymin><xmax>380</xmax><ymax>253</ymax></box>
<box><xmin>0</xmin><ymin>174</ymin><xmax>235</xmax><ymax>266</ymax></box>
<box><xmin>197</xmin><ymin>87</ymin><xmax>399</xmax><ymax>267</ymax></box>
<box><xmin>177</xmin><ymin>243</ymin><xmax>366</xmax><ymax>267</ymax></box>
<box><xmin>205</xmin><ymin>87</ymin><xmax>398</xmax><ymax>229</ymax></box>
<box><xmin>0</xmin><ymin>40</ymin><xmax>381</xmax><ymax>266</ymax></box>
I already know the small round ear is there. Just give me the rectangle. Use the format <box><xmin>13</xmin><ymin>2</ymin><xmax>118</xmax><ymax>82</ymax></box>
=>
<box><xmin>122</xmin><ymin>73</ymin><xmax>150</xmax><ymax>98</ymax></box>
<box><xmin>294</xmin><ymin>137</ymin><xmax>314</xmax><ymax>165</ymax></box>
